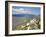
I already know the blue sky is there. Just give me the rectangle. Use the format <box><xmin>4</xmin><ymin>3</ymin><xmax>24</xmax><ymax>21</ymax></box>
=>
<box><xmin>12</xmin><ymin>6</ymin><xmax>40</xmax><ymax>15</ymax></box>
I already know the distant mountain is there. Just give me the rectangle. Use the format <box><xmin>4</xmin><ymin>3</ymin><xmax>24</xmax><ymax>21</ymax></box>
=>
<box><xmin>12</xmin><ymin>14</ymin><xmax>40</xmax><ymax>19</ymax></box>
<box><xmin>13</xmin><ymin>14</ymin><xmax>36</xmax><ymax>17</ymax></box>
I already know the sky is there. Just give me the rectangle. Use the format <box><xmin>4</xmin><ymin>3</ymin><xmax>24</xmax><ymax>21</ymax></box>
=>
<box><xmin>12</xmin><ymin>6</ymin><xmax>40</xmax><ymax>15</ymax></box>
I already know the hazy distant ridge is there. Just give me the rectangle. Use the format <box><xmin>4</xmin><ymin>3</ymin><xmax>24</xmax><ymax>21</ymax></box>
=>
<box><xmin>12</xmin><ymin>14</ymin><xmax>37</xmax><ymax>17</ymax></box>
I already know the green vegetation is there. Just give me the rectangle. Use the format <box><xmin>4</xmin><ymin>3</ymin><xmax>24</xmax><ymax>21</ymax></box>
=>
<box><xmin>12</xmin><ymin>15</ymin><xmax>40</xmax><ymax>30</ymax></box>
<box><xmin>12</xmin><ymin>18</ymin><xmax>40</xmax><ymax>30</ymax></box>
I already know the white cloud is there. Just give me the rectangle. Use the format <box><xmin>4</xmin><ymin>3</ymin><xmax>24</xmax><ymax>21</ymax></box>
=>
<box><xmin>13</xmin><ymin>8</ymin><xmax>32</xmax><ymax>14</ymax></box>
<box><xmin>19</xmin><ymin>8</ymin><xmax>24</xmax><ymax>11</ymax></box>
